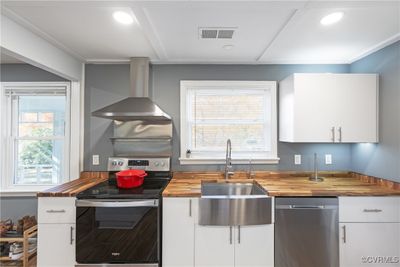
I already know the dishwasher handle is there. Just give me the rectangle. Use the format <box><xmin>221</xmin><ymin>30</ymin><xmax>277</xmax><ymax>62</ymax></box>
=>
<box><xmin>290</xmin><ymin>205</ymin><xmax>325</xmax><ymax>209</ymax></box>
<box><xmin>276</xmin><ymin>204</ymin><xmax>338</xmax><ymax>210</ymax></box>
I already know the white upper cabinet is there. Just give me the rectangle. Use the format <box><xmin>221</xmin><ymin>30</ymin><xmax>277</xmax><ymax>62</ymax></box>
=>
<box><xmin>279</xmin><ymin>73</ymin><xmax>379</xmax><ymax>143</ymax></box>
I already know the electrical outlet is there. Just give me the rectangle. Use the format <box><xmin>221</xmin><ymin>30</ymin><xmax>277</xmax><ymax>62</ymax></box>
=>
<box><xmin>325</xmin><ymin>154</ymin><xmax>332</xmax><ymax>165</ymax></box>
<box><xmin>294</xmin><ymin>154</ymin><xmax>301</xmax><ymax>165</ymax></box>
<box><xmin>92</xmin><ymin>155</ymin><xmax>100</xmax><ymax>165</ymax></box>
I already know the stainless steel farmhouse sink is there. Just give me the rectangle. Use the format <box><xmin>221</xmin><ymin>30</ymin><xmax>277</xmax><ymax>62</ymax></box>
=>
<box><xmin>198</xmin><ymin>182</ymin><xmax>272</xmax><ymax>226</ymax></box>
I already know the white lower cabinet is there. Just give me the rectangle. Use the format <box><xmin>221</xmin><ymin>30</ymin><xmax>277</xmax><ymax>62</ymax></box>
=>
<box><xmin>235</xmin><ymin>225</ymin><xmax>274</xmax><ymax>267</ymax></box>
<box><xmin>194</xmin><ymin>224</ymin><xmax>274</xmax><ymax>267</ymax></box>
<box><xmin>37</xmin><ymin>197</ymin><xmax>76</xmax><ymax>267</ymax></box>
<box><xmin>163</xmin><ymin>197</ymin><xmax>274</xmax><ymax>267</ymax></box>
<box><xmin>195</xmin><ymin>225</ymin><xmax>235</xmax><ymax>267</ymax></box>
<box><xmin>37</xmin><ymin>223</ymin><xmax>75</xmax><ymax>267</ymax></box>
<box><xmin>163</xmin><ymin>197</ymin><xmax>196</xmax><ymax>267</ymax></box>
<box><xmin>339</xmin><ymin>223</ymin><xmax>400</xmax><ymax>267</ymax></box>
<box><xmin>339</xmin><ymin>197</ymin><xmax>400</xmax><ymax>267</ymax></box>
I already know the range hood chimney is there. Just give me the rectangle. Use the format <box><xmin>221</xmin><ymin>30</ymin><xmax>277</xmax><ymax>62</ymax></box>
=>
<box><xmin>92</xmin><ymin>57</ymin><xmax>171</xmax><ymax>121</ymax></box>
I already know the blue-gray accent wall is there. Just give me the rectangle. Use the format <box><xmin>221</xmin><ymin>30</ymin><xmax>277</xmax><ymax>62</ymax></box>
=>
<box><xmin>0</xmin><ymin>63</ymin><xmax>66</xmax><ymax>221</ymax></box>
<box><xmin>350</xmin><ymin>41</ymin><xmax>400</xmax><ymax>182</ymax></box>
<box><xmin>151</xmin><ymin>64</ymin><xmax>351</xmax><ymax>172</ymax></box>
<box><xmin>0</xmin><ymin>63</ymin><xmax>67</xmax><ymax>82</ymax></box>
<box><xmin>85</xmin><ymin>63</ymin><xmax>352</xmax><ymax>172</ymax></box>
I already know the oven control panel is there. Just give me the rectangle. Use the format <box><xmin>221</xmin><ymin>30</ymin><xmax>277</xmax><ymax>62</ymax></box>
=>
<box><xmin>107</xmin><ymin>157</ymin><xmax>170</xmax><ymax>172</ymax></box>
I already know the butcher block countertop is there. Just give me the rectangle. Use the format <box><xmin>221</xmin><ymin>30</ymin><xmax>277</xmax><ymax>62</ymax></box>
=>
<box><xmin>37</xmin><ymin>172</ymin><xmax>108</xmax><ymax>197</ymax></box>
<box><xmin>38</xmin><ymin>171</ymin><xmax>400</xmax><ymax>197</ymax></box>
<box><xmin>163</xmin><ymin>171</ymin><xmax>400</xmax><ymax>197</ymax></box>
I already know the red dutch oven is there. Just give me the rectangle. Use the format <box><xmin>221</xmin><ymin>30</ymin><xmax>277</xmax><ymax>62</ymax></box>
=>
<box><xmin>116</xmin><ymin>169</ymin><xmax>147</xmax><ymax>189</ymax></box>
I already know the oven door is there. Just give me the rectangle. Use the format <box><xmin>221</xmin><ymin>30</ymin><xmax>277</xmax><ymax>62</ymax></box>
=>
<box><xmin>76</xmin><ymin>199</ymin><xmax>159</xmax><ymax>265</ymax></box>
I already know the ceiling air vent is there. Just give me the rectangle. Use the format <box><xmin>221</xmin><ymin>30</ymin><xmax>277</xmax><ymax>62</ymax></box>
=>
<box><xmin>217</xmin><ymin>30</ymin><xmax>234</xmax><ymax>39</ymax></box>
<box><xmin>201</xmin><ymin>29</ymin><xmax>218</xmax><ymax>39</ymax></box>
<box><xmin>199</xmin><ymin>27</ymin><xmax>236</xmax><ymax>40</ymax></box>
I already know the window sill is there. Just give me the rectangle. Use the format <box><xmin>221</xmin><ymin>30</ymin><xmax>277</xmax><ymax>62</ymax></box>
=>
<box><xmin>0</xmin><ymin>184</ymin><xmax>64</xmax><ymax>197</ymax></box>
<box><xmin>179</xmin><ymin>157</ymin><xmax>280</xmax><ymax>165</ymax></box>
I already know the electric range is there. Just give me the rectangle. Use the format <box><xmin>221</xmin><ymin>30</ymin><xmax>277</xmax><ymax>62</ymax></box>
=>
<box><xmin>75</xmin><ymin>157</ymin><xmax>171</xmax><ymax>267</ymax></box>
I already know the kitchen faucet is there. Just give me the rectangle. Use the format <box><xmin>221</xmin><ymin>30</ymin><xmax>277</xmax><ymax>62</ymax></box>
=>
<box><xmin>309</xmin><ymin>153</ymin><xmax>324</xmax><ymax>182</ymax></box>
<box><xmin>225</xmin><ymin>139</ymin><xmax>234</xmax><ymax>180</ymax></box>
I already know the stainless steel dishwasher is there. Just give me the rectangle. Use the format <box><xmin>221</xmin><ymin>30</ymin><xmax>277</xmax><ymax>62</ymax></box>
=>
<box><xmin>275</xmin><ymin>197</ymin><xmax>339</xmax><ymax>267</ymax></box>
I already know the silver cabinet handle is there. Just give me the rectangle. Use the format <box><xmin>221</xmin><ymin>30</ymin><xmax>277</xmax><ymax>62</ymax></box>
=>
<box><xmin>189</xmin><ymin>199</ymin><xmax>192</xmax><ymax>217</ymax></box>
<box><xmin>363</xmin><ymin>209</ymin><xmax>383</xmax><ymax>213</ymax></box>
<box><xmin>238</xmin><ymin>225</ymin><xmax>241</xmax><ymax>244</ymax></box>
<box><xmin>70</xmin><ymin>226</ymin><xmax>74</xmax><ymax>245</ymax></box>
<box><xmin>342</xmin><ymin>225</ymin><xmax>346</xmax><ymax>243</ymax></box>
<box><xmin>331</xmin><ymin>127</ymin><xmax>335</xmax><ymax>142</ymax></box>
<box><xmin>46</xmin><ymin>209</ymin><xmax>66</xmax><ymax>213</ymax></box>
<box><xmin>229</xmin><ymin>226</ymin><xmax>232</xmax><ymax>244</ymax></box>
<box><xmin>338</xmin><ymin>127</ymin><xmax>342</xmax><ymax>142</ymax></box>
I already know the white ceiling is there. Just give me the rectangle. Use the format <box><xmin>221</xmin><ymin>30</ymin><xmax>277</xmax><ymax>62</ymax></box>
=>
<box><xmin>1</xmin><ymin>1</ymin><xmax>399</xmax><ymax>64</ymax></box>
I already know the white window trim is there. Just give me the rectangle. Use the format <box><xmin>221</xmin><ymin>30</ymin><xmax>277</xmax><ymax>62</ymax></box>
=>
<box><xmin>0</xmin><ymin>82</ymin><xmax>81</xmax><ymax>195</ymax></box>
<box><xmin>179</xmin><ymin>80</ymin><xmax>279</xmax><ymax>165</ymax></box>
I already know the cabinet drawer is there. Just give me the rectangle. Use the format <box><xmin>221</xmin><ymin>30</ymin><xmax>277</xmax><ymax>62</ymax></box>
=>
<box><xmin>339</xmin><ymin>197</ymin><xmax>400</xmax><ymax>222</ymax></box>
<box><xmin>38</xmin><ymin>197</ymin><xmax>76</xmax><ymax>224</ymax></box>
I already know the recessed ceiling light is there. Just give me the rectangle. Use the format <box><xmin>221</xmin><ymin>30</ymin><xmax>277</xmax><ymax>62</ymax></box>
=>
<box><xmin>223</xmin><ymin>44</ymin><xmax>234</xmax><ymax>50</ymax></box>
<box><xmin>320</xmin><ymin>12</ymin><xmax>344</xmax><ymax>26</ymax></box>
<box><xmin>113</xmin><ymin>11</ymin><xmax>134</xmax><ymax>25</ymax></box>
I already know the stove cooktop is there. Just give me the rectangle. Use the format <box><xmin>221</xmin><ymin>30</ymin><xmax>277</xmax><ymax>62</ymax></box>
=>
<box><xmin>77</xmin><ymin>174</ymin><xmax>170</xmax><ymax>199</ymax></box>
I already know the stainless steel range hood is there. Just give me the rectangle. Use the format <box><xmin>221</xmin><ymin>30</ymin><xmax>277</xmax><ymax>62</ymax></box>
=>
<box><xmin>92</xmin><ymin>57</ymin><xmax>171</xmax><ymax>121</ymax></box>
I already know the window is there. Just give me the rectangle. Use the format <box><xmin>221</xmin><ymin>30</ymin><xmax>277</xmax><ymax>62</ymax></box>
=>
<box><xmin>1</xmin><ymin>82</ymin><xmax>72</xmax><ymax>192</ymax></box>
<box><xmin>180</xmin><ymin>81</ymin><xmax>278</xmax><ymax>164</ymax></box>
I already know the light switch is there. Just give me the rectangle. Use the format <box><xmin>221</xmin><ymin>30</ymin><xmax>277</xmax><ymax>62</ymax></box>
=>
<box><xmin>325</xmin><ymin>154</ymin><xmax>332</xmax><ymax>165</ymax></box>
<box><xmin>92</xmin><ymin>155</ymin><xmax>100</xmax><ymax>165</ymax></box>
<box><xmin>294</xmin><ymin>154</ymin><xmax>301</xmax><ymax>165</ymax></box>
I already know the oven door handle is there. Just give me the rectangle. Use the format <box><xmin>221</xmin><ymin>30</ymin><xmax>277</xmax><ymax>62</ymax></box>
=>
<box><xmin>76</xmin><ymin>199</ymin><xmax>159</xmax><ymax>207</ymax></box>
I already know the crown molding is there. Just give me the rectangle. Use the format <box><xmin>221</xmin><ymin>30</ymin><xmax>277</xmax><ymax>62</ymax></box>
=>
<box><xmin>349</xmin><ymin>33</ymin><xmax>400</xmax><ymax>64</ymax></box>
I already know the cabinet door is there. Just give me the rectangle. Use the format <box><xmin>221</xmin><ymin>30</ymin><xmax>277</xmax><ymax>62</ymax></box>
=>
<box><xmin>163</xmin><ymin>198</ymin><xmax>196</xmax><ymax>267</ymax></box>
<box><xmin>195</xmin><ymin>225</ymin><xmax>235</xmax><ymax>267</ymax></box>
<box><xmin>280</xmin><ymin>73</ymin><xmax>379</xmax><ymax>143</ymax></box>
<box><xmin>235</xmin><ymin>225</ymin><xmax>274</xmax><ymax>267</ymax></box>
<box><xmin>37</xmin><ymin>223</ymin><xmax>75</xmax><ymax>267</ymax></box>
<box><xmin>293</xmin><ymin>74</ymin><xmax>338</xmax><ymax>142</ymax></box>
<box><xmin>333</xmin><ymin>74</ymin><xmax>378</xmax><ymax>143</ymax></box>
<box><xmin>339</xmin><ymin>223</ymin><xmax>400</xmax><ymax>267</ymax></box>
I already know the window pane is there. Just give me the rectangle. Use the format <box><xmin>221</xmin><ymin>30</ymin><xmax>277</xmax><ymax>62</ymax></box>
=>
<box><xmin>188</xmin><ymin>89</ymin><xmax>271</xmax><ymax>153</ymax></box>
<box><xmin>192</xmin><ymin>124</ymin><xmax>269</xmax><ymax>151</ymax></box>
<box><xmin>15</xmin><ymin>139</ymin><xmax>64</xmax><ymax>185</ymax></box>
<box><xmin>17</xmin><ymin>96</ymin><xmax>66</xmax><ymax>137</ymax></box>
<box><xmin>20</xmin><ymin>112</ymin><xmax>38</xmax><ymax>122</ymax></box>
<box><xmin>192</xmin><ymin>92</ymin><xmax>266</xmax><ymax>121</ymax></box>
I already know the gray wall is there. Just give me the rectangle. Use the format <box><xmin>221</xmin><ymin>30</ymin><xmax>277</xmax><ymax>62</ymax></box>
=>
<box><xmin>0</xmin><ymin>197</ymin><xmax>38</xmax><ymax>222</ymax></box>
<box><xmin>84</xmin><ymin>64</ymin><xmax>132</xmax><ymax>169</ymax></box>
<box><xmin>85</xmin><ymin>63</ymin><xmax>352</xmax><ymax>172</ymax></box>
<box><xmin>1</xmin><ymin>63</ymin><xmax>67</xmax><ymax>81</ymax></box>
<box><xmin>350</xmin><ymin>41</ymin><xmax>400</xmax><ymax>182</ymax></box>
<box><xmin>0</xmin><ymin>63</ymin><xmax>65</xmax><ymax>220</ymax></box>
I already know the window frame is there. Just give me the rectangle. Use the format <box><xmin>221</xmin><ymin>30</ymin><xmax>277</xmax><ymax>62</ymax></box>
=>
<box><xmin>179</xmin><ymin>80</ymin><xmax>279</xmax><ymax>165</ymax></box>
<box><xmin>0</xmin><ymin>82</ymin><xmax>73</xmax><ymax>193</ymax></box>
